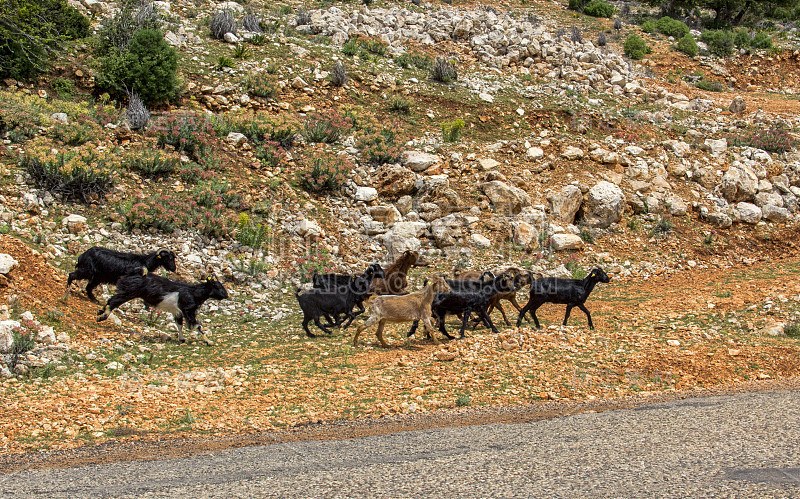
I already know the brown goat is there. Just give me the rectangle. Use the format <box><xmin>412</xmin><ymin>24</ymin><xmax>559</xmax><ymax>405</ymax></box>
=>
<box><xmin>368</xmin><ymin>250</ymin><xmax>419</xmax><ymax>295</ymax></box>
<box><xmin>354</xmin><ymin>276</ymin><xmax>450</xmax><ymax>347</ymax></box>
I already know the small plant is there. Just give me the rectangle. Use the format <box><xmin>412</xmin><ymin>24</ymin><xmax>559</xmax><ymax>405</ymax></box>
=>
<box><xmin>624</xmin><ymin>33</ymin><xmax>651</xmax><ymax>60</ymax></box>
<box><xmin>296</xmin><ymin>8</ymin><xmax>311</xmax><ymax>26</ymax></box>
<box><xmin>627</xmin><ymin>218</ymin><xmax>641</xmax><ymax>231</ymax></box>
<box><xmin>695</xmin><ymin>79</ymin><xmax>723</xmax><ymax>92</ymax></box>
<box><xmin>148</xmin><ymin>111</ymin><xmax>216</xmax><ymax>161</ymax></box>
<box><xmin>210</xmin><ymin>10</ymin><xmax>236</xmax><ymax>40</ymax></box>
<box><xmin>785</xmin><ymin>321</ymin><xmax>800</xmax><ymax>338</ymax></box>
<box><xmin>357</xmin><ymin>130</ymin><xmax>401</xmax><ymax>165</ymax></box>
<box><xmin>21</xmin><ymin>141</ymin><xmax>116</xmax><ymax>202</ymax></box>
<box><xmin>173</xmin><ymin>408</ymin><xmax>196</xmax><ymax>427</ymax></box>
<box><xmin>243</xmin><ymin>71</ymin><xmax>277</xmax><ymax>98</ymax></box>
<box><xmin>387</xmin><ymin>95</ymin><xmax>411</xmax><ymax>113</ymax></box>
<box><xmin>455</xmin><ymin>394</ymin><xmax>472</xmax><ymax>407</ymax></box>
<box><xmin>650</xmin><ymin>216</ymin><xmax>674</xmax><ymax>237</ymax></box>
<box><xmin>256</xmin><ymin>140</ymin><xmax>287</xmax><ymax>169</ymax></box>
<box><xmin>302</xmin><ymin>110</ymin><xmax>352</xmax><ymax>144</ymax></box>
<box><xmin>125</xmin><ymin>90</ymin><xmax>150</xmax><ymax>130</ymax></box>
<box><xmin>441</xmin><ymin>118</ymin><xmax>465</xmax><ymax>143</ymax></box>
<box><xmin>215</xmin><ymin>55</ymin><xmax>235</xmax><ymax>71</ymax></box>
<box><xmin>52</xmin><ymin>78</ymin><xmax>75</xmax><ymax>100</ymax></box>
<box><xmin>744</xmin><ymin>126</ymin><xmax>796</xmax><ymax>153</ymax></box>
<box><xmin>235</xmin><ymin>213</ymin><xmax>270</xmax><ymax>249</ymax></box>
<box><xmin>676</xmin><ymin>33</ymin><xmax>698</xmax><ymax>57</ymax></box>
<box><xmin>751</xmin><ymin>32</ymin><xmax>773</xmax><ymax>50</ymax></box>
<box><xmin>565</xmin><ymin>259</ymin><xmax>588</xmax><ymax>279</ymax></box>
<box><xmin>579</xmin><ymin>228</ymin><xmax>594</xmax><ymax>243</ymax></box>
<box><xmin>9</xmin><ymin>320</ymin><xmax>36</xmax><ymax>371</ymax></box>
<box><xmin>330</xmin><ymin>61</ymin><xmax>347</xmax><ymax>87</ymax></box>
<box><xmin>232</xmin><ymin>258</ymin><xmax>270</xmax><ymax>277</ymax></box>
<box><xmin>570</xmin><ymin>26</ymin><xmax>583</xmax><ymax>44</ymax></box>
<box><xmin>431</xmin><ymin>56</ymin><xmax>458</xmax><ymax>83</ymax></box>
<box><xmin>232</xmin><ymin>44</ymin><xmax>251</xmax><ymax>59</ymax></box>
<box><xmin>597</xmin><ymin>32</ymin><xmax>607</xmax><ymax>46</ymax></box>
<box><xmin>297</xmin><ymin>154</ymin><xmax>349</xmax><ymax>193</ymax></box>
<box><xmin>583</xmin><ymin>0</ymin><xmax>615</xmax><ymax>18</ymax></box>
<box><xmin>125</xmin><ymin>147</ymin><xmax>180</xmax><ymax>178</ymax></box>
<box><xmin>241</xmin><ymin>10</ymin><xmax>262</xmax><ymax>32</ymax></box>
<box><xmin>614</xmin><ymin>18</ymin><xmax>623</xmax><ymax>32</ymax></box>
<box><xmin>249</xmin><ymin>33</ymin><xmax>268</xmax><ymax>45</ymax></box>
<box><xmin>394</xmin><ymin>51</ymin><xmax>432</xmax><ymax>70</ymax></box>
<box><xmin>341</xmin><ymin>39</ymin><xmax>359</xmax><ymax>57</ymax></box>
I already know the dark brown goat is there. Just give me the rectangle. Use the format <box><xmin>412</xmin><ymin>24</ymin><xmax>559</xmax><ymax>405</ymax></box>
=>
<box><xmin>368</xmin><ymin>250</ymin><xmax>419</xmax><ymax>295</ymax></box>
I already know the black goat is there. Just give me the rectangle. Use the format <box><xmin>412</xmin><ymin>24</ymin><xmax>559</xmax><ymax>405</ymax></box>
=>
<box><xmin>97</xmin><ymin>273</ymin><xmax>228</xmax><ymax>345</ymax></box>
<box><xmin>67</xmin><ymin>247</ymin><xmax>177</xmax><ymax>302</ymax></box>
<box><xmin>296</xmin><ymin>266</ymin><xmax>382</xmax><ymax>337</ymax></box>
<box><xmin>311</xmin><ymin>263</ymin><xmax>384</xmax><ymax>324</ymax></box>
<box><xmin>409</xmin><ymin>273</ymin><xmax>514</xmax><ymax>339</ymax></box>
<box><xmin>516</xmin><ymin>267</ymin><xmax>610</xmax><ymax>330</ymax></box>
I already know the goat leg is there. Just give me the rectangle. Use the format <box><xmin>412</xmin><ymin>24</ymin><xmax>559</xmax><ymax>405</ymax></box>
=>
<box><xmin>563</xmin><ymin>304</ymin><xmax>574</xmax><ymax>326</ymax></box>
<box><xmin>577</xmin><ymin>303</ymin><xmax>594</xmax><ymax>330</ymax></box>
<box><xmin>407</xmin><ymin>320</ymin><xmax>420</xmax><ymax>337</ymax></box>
<box><xmin>478</xmin><ymin>307</ymin><xmax>500</xmax><ymax>335</ymax></box>
<box><xmin>375</xmin><ymin>320</ymin><xmax>390</xmax><ymax>348</ymax></box>
<box><xmin>422</xmin><ymin>317</ymin><xmax>440</xmax><ymax>345</ymax></box>
<box><xmin>313</xmin><ymin>316</ymin><xmax>335</xmax><ymax>335</ymax></box>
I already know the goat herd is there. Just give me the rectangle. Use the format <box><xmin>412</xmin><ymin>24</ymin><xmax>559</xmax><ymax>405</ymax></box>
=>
<box><xmin>65</xmin><ymin>247</ymin><xmax>610</xmax><ymax>347</ymax></box>
<box><xmin>296</xmin><ymin>250</ymin><xmax>612</xmax><ymax>348</ymax></box>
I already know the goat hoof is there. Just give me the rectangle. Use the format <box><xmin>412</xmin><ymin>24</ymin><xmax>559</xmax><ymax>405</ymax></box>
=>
<box><xmin>96</xmin><ymin>314</ymin><xmax>107</xmax><ymax>322</ymax></box>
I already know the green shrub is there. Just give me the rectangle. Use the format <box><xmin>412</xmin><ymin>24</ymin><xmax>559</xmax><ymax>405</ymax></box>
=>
<box><xmin>148</xmin><ymin>111</ymin><xmax>216</xmax><ymax>161</ymax></box>
<box><xmin>641</xmin><ymin>19</ymin><xmax>657</xmax><ymax>33</ymax></box>
<box><xmin>52</xmin><ymin>78</ymin><xmax>75</xmax><ymax>99</ymax></box>
<box><xmin>455</xmin><ymin>394</ymin><xmax>472</xmax><ymax>407</ymax></box>
<box><xmin>0</xmin><ymin>0</ymin><xmax>89</xmax><ymax>80</ymax></box>
<box><xmin>243</xmin><ymin>71</ymin><xmax>277</xmax><ymax>98</ymax></box>
<box><xmin>394</xmin><ymin>51</ymin><xmax>432</xmax><ymax>70</ymax></box>
<box><xmin>356</xmin><ymin>130</ymin><xmax>401</xmax><ymax>165</ymax></box>
<box><xmin>785</xmin><ymin>321</ymin><xmax>800</xmax><ymax>338</ymax></box>
<box><xmin>388</xmin><ymin>95</ymin><xmax>411</xmax><ymax>113</ymax></box>
<box><xmin>193</xmin><ymin>180</ymin><xmax>246</xmax><ymax>210</ymax></box>
<box><xmin>676</xmin><ymin>33</ymin><xmax>698</xmax><ymax>56</ymax></box>
<box><xmin>341</xmin><ymin>38</ymin><xmax>359</xmax><ymax>57</ymax></box>
<box><xmin>48</xmin><ymin>117</ymin><xmax>102</xmax><ymax>147</ymax></box>
<box><xmin>583</xmin><ymin>0</ymin><xmax>615</xmax><ymax>18</ymax></box>
<box><xmin>751</xmin><ymin>32</ymin><xmax>773</xmax><ymax>49</ymax></box>
<box><xmin>441</xmin><ymin>118</ymin><xmax>465</xmax><ymax>143</ymax></box>
<box><xmin>656</xmin><ymin>16</ymin><xmax>689</xmax><ymax>38</ymax></box>
<box><xmin>124</xmin><ymin>146</ymin><xmax>181</xmax><ymax>178</ymax></box>
<box><xmin>568</xmin><ymin>0</ymin><xmax>587</xmax><ymax>12</ymax></box>
<box><xmin>232</xmin><ymin>44</ymin><xmax>251</xmax><ymax>59</ymax></box>
<box><xmin>695</xmin><ymin>79</ymin><xmax>723</xmax><ymax>92</ymax></box>
<box><xmin>650</xmin><ymin>216</ymin><xmax>674</xmax><ymax>237</ymax></box>
<box><xmin>701</xmin><ymin>30</ymin><xmax>734</xmax><ymax>57</ymax></box>
<box><xmin>235</xmin><ymin>213</ymin><xmax>270</xmax><ymax>249</ymax></box>
<box><xmin>97</xmin><ymin>0</ymin><xmax>160</xmax><ymax>55</ymax></box>
<box><xmin>624</xmin><ymin>34</ymin><xmax>651</xmax><ymax>60</ymax></box>
<box><xmin>302</xmin><ymin>110</ymin><xmax>352</xmax><ymax>144</ymax></box>
<box><xmin>734</xmin><ymin>28</ymin><xmax>751</xmax><ymax>48</ymax></box>
<box><xmin>97</xmin><ymin>29</ymin><xmax>178</xmax><ymax>105</ymax></box>
<box><xmin>21</xmin><ymin>141</ymin><xmax>116</xmax><ymax>203</ymax></box>
<box><xmin>297</xmin><ymin>154</ymin><xmax>350</xmax><ymax>193</ymax></box>
<box><xmin>742</xmin><ymin>126</ymin><xmax>796</xmax><ymax>153</ymax></box>
<box><xmin>431</xmin><ymin>56</ymin><xmax>458</xmax><ymax>83</ymax></box>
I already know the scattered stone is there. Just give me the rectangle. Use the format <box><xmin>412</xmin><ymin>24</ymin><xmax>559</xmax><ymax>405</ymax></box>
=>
<box><xmin>547</xmin><ymin>185</ymin><xmax>583</xmax><ymax>225</ymax></box>
<box><xmin>561</xmin><ymin>146</ymin><xmax>584</xmax><ymax>160</ymax></box>
<box><xmin>402</xmin><ymin>151</ymin><xmax>441</xmax><ymax>172</ymax></box>
<box><xmin>0</xmin><ymin>254</ymin><xmax>18</xmax><ymax>274</ymax></box>
<box><xmin>729</xmin><ymin>95</ymin><xmax>746</xmax><ymax>113</ymax></box>
<box><xmin>469</xmin><ymin>233</ymin><xmax>492</xmax><ymax>249</ymax></box>
<box><xmin>736</xmin><ymin>202</ymin><xmax>762</xmax><ymax>224</ymax></box>
<box><xmin>583</xmin><ymin>181</ymin><xmax>625</xmax><ymax>228</ymax></box>
<box><xmin>550</xmin><ymin>233</ymin><xmax>583</xmax><ymax>251</ymax></box>
<box><xmin>480</xmin><ymin>180</ymin><xmax>531</xmax><ymax>215</ymax></box>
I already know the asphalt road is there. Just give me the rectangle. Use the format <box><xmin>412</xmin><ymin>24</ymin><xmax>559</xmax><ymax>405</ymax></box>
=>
<box><xmin>3</xmin><ymin>389</ymin><xmax>800</xmax><ymax>497</ymax></box>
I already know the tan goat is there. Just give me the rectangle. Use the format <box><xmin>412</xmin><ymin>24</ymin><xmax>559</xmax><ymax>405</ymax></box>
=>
<box><xmin>354</xmin><ymin>276</ymin><xmax>450</xmax><ymax>348</ymax></box>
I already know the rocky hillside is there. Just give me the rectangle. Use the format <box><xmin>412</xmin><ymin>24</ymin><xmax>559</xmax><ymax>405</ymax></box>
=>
<box><xmin>1</xmin><ymin>0</ymin><xmax>800</xmax><ymax>454</ymax></box>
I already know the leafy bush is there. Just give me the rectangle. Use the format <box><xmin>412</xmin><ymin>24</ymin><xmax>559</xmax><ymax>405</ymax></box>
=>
<box><xmin>0</xmin><ymin>0</ymin><xmax>90</xmax><ymax>80</ymax></box>
<box><xmin>256</xmin><ymin>140</ymin><xmax>287</xmax><ymax>169</ymax></box>
<box><xmin>641</xmin><ymin>19</ymin><xmax>657</xmax><ymax>33</ymax></box>
<box><xmin>235</xmin><ymin>213</ymin><xmax>270</xmax><ymax>249</ymax></box>
<box><xmin>743</xmin><ymin>126</ymin><xmax>796</xmax><ymax>153</ymax></box>
<box><xmin>302</xmin><ymin>110</ymin><xmax>352</xmax><ymax>144</ymax></box>
<box><xmin>243</xmin><ymin>71</ymin><xmax>277</xmax><ymax>98</ymax></box>
<box><xmin>330</xmin><ymin>61</ymin><xmax>347</xmax><ymax>87</ymax></box>
<box><xmin>734</xmin><ymin>28</ymin><xmax>751</xmax><ymax>48</ymax></box>
<box><xmin>695</xmin><ymin>79</ymin><xmax>723</xmax><ymax>92</ymax></box>
<box><xmin>785</xmin><ymin>321</ymin><xmax>800</xmax><ymax>338</ymax></box>
<box><xmin>210</xmin><ymin>10</ymin><xmax>236</xmax><ymax>40</ymax></box>
<box><xmin>233</xmin><ymin>44</ymin><xmax>251</xmax><ymax>59</ymax></box>
<box><xmin>193</xmin><ymin>180</ymin><xmax>246</xmax><ymax>210</ymax></box>
<box><xmin>388</xmin><ymin>95</ymin><xmax>411</xmax><ymax>113</ymax></box>
<box><xmin>701</xmin><ymin>30</ymin><xmax>734</xmax><ymax>57</ymax></box>
<box><xmin>124</xmin><ymin>144</ymin><xmax>180</xmax><ymax>178</ymax></box>
<box><xmin>297</xmin><ymin>154</ymin><xmax>350</xmax><ymax>193</ymax></box>
<box><xmin>751</xmin><ymin>32</ymin><xmax>773</xmax><ymax>50</ymax></box>
<box><xmin>97</xmin><ymin>29</ymin><xmax>178</xmax><ymax>105</ymax></box>
<box><xmin>215</xmin><ymin>55</ymin><xmax>235</xmax><ymax>71</ymax></box>
<box><xmin>148</xmin><ymin>112</ymin><xmax>216</xmax><ymax>161</ymax></box>
<box><xmin>48</xmin><ymin>117</ymin><xmax>103</xmax><ymax>146</ymax></box>
<box><xmin>267</xmin><ymin>116</ymin><xmax>298</xmax><ymax>148</ymax></box>
<box><xmin>656</xmin><ymin>16</ymin><xmax>689</xmax><ymax>38</ymax></box>
<box><xmin>249</xmin><ymin>33</ymin><xmax>268</xmax><ymax>45</ymax></box>
<box><xmin>394</xmin><ymin>51</ymin><xmax>432</xmax><ymax>70</ymax></box>
<box><xmin>357</xmin><ymin>130</ymin><xmax>401</xmax><ymax>165</ymax></box>
<box><xmin>52</xmin><ymin>78</ymin><xmax>75</xmax><ymax>100</ymax></box>
<box><xmin>21</xmin><ymin>141</ymin><xmax>116</xmax><ymax>202</ymax></box>
<box><xmin>431</xmin><ymin>56</ymin><xmax>458</xmax><ymax>83</ymax></box>
<box><xmin>568</xmin><ymin>0</ymin><xmax>587</xmax><ymax>12</ymax></box>
<box><xmin>341</xmin><ymin>39</ymin><xmax>359</xmax><ymax>57</ymax></box>
<box><xmin>583</xmin><ymin>0</ymin><xmax>615</xmax><ymax>18</ymax></box>
<box><xmin>118</xmin><ymin>194</ymin><xmax>233</xmax><ymax>237</ymax></box>
<box><xmin>676</xmin><ymin>33</ymin><xmax>698</xmax><ymax>56</ymax></box>
<box><xmin>441</xmin><ymin>119</ymin><xmax>465</xmax><ymax>143</ymax></box>
<box><xmin>650</xmin><ymin>216</ymin><xmax>674</xmax><ymax>237</ymax></box>
<box><xmin>624</xmin><ymin>34</ymin><xmax>651</xmax><ymax>60</ymax></box>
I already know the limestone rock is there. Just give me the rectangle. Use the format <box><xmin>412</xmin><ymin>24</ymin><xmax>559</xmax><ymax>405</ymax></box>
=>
<box><xmin>719</xmin><ymin>164</ymin><xmax>758</xmax><ymax>202</ymax></box>
<box><xmin>62</xmin><ymin>214</ymin><xmax>87</xmax><ymax>234</ymax></box>
<box><xmin>707</xmin><ymin>212</ymin><xmax>732</xmax><ymax>228</ymax></box>
<box><xmin>0</xmin><ymin>254</ymin><xmax>18</xmax><ymax>275</ymax></box>
<box><xmin>729</xmin><ymin>95</ymin><xmax>746</xmax><ymax>113</ymax></box>
<box><xmin>551</xmin><ymin>233</ymin><xmax>584</xmax><ymax>251</ymax></box>
<box><xmin>561</xmin><ymin>146</ymin><xmax>584</xmax><ymax>160</ymax></box>
<box><xmin>469</xmin><ymin>233</ymin><xmax>492</xmax><ymax>249</ymax></box>
<box><xmin>373</xmin><ymin>164</ymin><xmax>417</xmax><ymax>197</ymax></box>
<box><xmin>402</xmin><ymin>151</ymin><xmax>441</xmax><ymax>172</ymax></box>
<box><xmin>736</xmin><ymin>202</ymin><xmax>762</xmax><ymax>224</ymax></box>
<box><xmin>480</xmin><ymin>180</ymin><xmax>531</xmax><ymax>215</ymax></box>
<box><xmin>762</xmin><ymin>204</ymin><xmax>790</xmax><ymax>222</ymax></box>
<box><xmin>512</xmin><ymin>221</ymin><xmax>538</xmax><ymax>247</ymax></box>
<box><xmin>383</xmin><ymin>222</ymin><xmax>425</xmax><ymax>260</ymax></box>
<box><xmin>354</xmin><ymin>186</ymin><xmax>378</xmax><ymax>202</ymax></box>
<box><xmin>583</xmin><ymin>181</ymin><xmax>625</xmax><ymax>228</ymax></box>
<box><xmin>547</xmin><ymin>185</ymin><xmax>583</xmax><ymax>224</ymax></box>
<box><xmin>0</xmin><ymin>320</ymin><xmax>19</xmax><ymax>353</ymax></box>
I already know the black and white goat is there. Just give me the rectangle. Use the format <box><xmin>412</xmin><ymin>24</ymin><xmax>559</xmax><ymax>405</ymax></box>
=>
<box><xmin>516</xmin><ymin>267</ymin><xmax>611</xmax><ymax>330</ymax></box>
<box><xmin>67</xmin><ymin>246</ymin><xmax>177</xmax><ymax>302</ymax></box>
<box><xmin>296</xmin><ymin>265</ymin><xmax>383</xmax><ymax>337</ymax></box>
<box><xmin>97</xmin><ymin>273</ymin><xmax>228</xmax><ymax>345</ymax></box>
